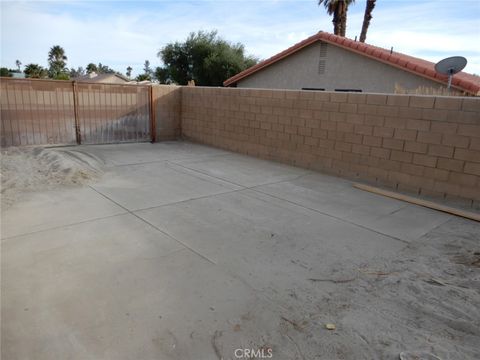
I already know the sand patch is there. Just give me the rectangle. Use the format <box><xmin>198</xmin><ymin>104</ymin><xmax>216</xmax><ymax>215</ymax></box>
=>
<box><xmin>1</xmin><ymin>146</ymin><xmax>104</xmax><ymax>209</ymax></box>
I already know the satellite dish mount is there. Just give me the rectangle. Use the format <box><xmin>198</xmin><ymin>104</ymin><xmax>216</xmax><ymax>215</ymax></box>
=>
<box><xmin>434</xmin><ymin>56</ymin><xmax>467</xmax><ymax>91</ymax></box>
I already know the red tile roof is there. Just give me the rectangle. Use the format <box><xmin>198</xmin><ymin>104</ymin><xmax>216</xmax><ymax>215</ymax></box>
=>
<box><xmin>224</xmin><ymin>31</ymin><xmax>480</xmax><ymax>95</ymax></box>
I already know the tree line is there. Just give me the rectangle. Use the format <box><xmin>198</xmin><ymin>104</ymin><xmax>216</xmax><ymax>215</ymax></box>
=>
<box><xmin>1</xmin><ymin>45</ymin><xmax>134</xmax><ymax>81</ymax></box>
<box><xmin>1</xmin><ymin>31</ymin><xmax>257</xmax><ymax>87</ymax></box>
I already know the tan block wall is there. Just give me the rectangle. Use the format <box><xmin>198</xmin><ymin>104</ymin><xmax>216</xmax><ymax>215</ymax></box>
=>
<box><xmin>152</xmin><ymin>85</ymin><xmax>182</xmax><ymax>140</ymax></box>
<box><xmin>181</xmin><ymin>87</ymin><xmax>480</xmax><ymax>207</ymax></box>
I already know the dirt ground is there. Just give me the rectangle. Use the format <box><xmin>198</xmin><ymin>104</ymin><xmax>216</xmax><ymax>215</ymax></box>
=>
<box><xmin>1</xmin><ymin>146</ymin><xmax>104</xmax><ymax>209</ymax></box>
<box><xmin>293</xmin><ymin>217</ymin><xmax>480</xmax><ymax>359</ymax></box>
<box><xmin>1</xmin><ymin>142</ymin><xmax>479</xmax><ymax>360</ymax></box>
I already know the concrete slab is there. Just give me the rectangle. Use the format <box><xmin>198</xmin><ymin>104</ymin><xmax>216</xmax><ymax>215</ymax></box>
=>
<box><xmin>3</xmin><ymin>141</ymin><xmax>475</xmax><ymax>359</ymax></box>
<box><xmin>73</xmin><ymin>141</ymin><xmax>230</xmax><ymax>166</ymax></box>
<box><xmin>91</xmin><ymin>161</ymin><xmax>242</xmax><ymax>211</ymax></box>
<box><xmin>137</xmin><ymin>189</ymin><xmax>407</xmax><ymax>312</ymax></box>
<box><xmin>363</xmin><ymin>204</ymin><xmax>453</xmax><ymax>241</ymax></box>
<box><xmin>171</xmin><ymin>153</ymin><xmax>310</xmax><ymax>187</ymax></box>
<box><xmin>255</xmin><ymin>173</ymin><xmax>452</xmax><ymax>241</ymax></box>
<box><xmin>1</xmin><ymin>214</ymin><xmax>292</xmax><ymax>360</ymax></box>
<box><xmin>1</xmin><ymin>187</ymin><xmax>125</xmax><ymax>239</ymax></box>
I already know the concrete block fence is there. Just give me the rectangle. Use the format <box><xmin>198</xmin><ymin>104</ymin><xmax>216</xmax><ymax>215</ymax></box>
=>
<box><xmin>152</xmin><ymin>85</ymin><xmax>181</xmax><ymax>141</ymax></box>
<box><xmin>173</xmin><ymin>86</ymin><xmax>480</xmax><ymax>207</ymax></box>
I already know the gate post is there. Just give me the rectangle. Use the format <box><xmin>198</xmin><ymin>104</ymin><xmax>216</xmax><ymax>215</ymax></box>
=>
<box><xmin>72</xmin><ymin>81</ymin><xmax>81</xmax><ymax>145</ymax></box>
<box><xmin>150</xmin><ymin>85</ymin><xmax>156</xmax><ymax>143</ymax></box>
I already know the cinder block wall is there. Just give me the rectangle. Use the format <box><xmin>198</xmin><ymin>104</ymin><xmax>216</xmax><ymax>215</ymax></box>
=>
<box><xmin>181</xmin><ymin>87</ymin><xmax>480</xmax><ymax>206</ymax></box>
<box><xmin>152</xmin><ymin>85</ymin><xmax>182</xmax><ymax>140</ymax></box>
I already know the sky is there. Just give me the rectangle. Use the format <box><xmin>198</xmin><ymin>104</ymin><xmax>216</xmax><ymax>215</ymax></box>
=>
<box><xmin>1</xmin><ymin>0</ymin><xmax>480</xmax><ymax>77</ymax></box>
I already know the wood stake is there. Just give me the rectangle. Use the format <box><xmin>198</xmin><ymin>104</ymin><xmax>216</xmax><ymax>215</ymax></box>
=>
<box><xmin>353</xmin><ymin>183</ymin><xmax>480</xmax><ymax>222</ymax></box>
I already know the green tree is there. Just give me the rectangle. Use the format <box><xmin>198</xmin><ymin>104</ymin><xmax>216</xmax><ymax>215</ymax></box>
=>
<box><xmin>154</xmin><ymin>66</ymin><xmax>170</xmax><ymax>84</ymax></box>
<box><xmin>318</xmin><ymin>0</ymin><xmax>354</xmax><ymax>36</ymax></box>
<box><xmin>135</xmin><ymin>60</ymin><xmax>153</xmax><ymax>81</ymax></box>
<box><xmin>86</xmin><ymin>63</ymin><xmax>98</xmax><ymax>74</ymax></box>
<box><xmin>24</xmin><ymin>64</ymin><xmax>48</xmax><ymax>78</ymax></box>
<box><xmin>135</xmin><ymin>74</ymin><xmax>151</xmax><ymax>82</ymax></box>
<box><xmin>0</xmin><ymin>67</ymin><xmax>13</xmax><ymax>77</ymax></box>
<box><xmin>143</xmin><ymin>60</ymin><xmax>152</xmax><ymax>75</ymax></box>
<box><xmin>55</xmin><ymin>73</ymin><xmax>70</xmax><ymax>80</ymax></box>
<box><xmin>15</xmin><ymin>60</ymin><xmax>22</xmax><ymax>72</ymax></box>
<box><xmin>69</xmin><ymin>66</ymin><xmax>85</xmax><ymax>78</ymax></box>
<box><xmin>97</xmin><ymin>63</ymin><xmax>116</xmax><ymax>74</ymax></box>
<box><xmin>48</xmin><ymin>45</ymin><xmax>68</xmax><ymax>79</ymax></box>
<box><xmin>359</xmin><ymin>0</ymin><xmax>376</xmax><ymax>42</ymax></box>
<box><xmin>126</xmin><ymin>66</ymin><xmax>133</xmax><ymax>78</ymax></box>
<box><xmin>157</xmin><ymin>30</ymin><xmax>258</xmax><ymax>86</ymax></box>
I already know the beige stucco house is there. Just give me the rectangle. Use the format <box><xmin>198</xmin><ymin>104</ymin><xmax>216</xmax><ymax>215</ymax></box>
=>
<box><xmin>224</xmin><ymin>32</ymin><xmax>480</xmax><ymax>96</ymax></box>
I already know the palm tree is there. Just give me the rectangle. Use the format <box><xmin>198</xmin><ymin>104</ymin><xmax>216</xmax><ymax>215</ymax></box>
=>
<box><xmin>24</xmin><ymin>64</ymin><xmax>47</xmax><ymax>78</ymax></box>
<box><xmin>143</xmin><ymin>60</ymin><xmax>152</xmax><ymax>76</ymax></box>
<box><xmin>318</xmin><ymin>0</ymin><xmax>355</xmax><ymax>36</ymax></box>
<box><xmin>48</xmin><ymin>45</ymin><xmax>68</xmax><ymax>78</ymax></box>
<box><xmin>126</xmin><ymin>66</ymin><xmax>133</xmax><ymax>78</ymax></box>
<box><xmin>15</xmin><ymin>59</ymin><xmax>22</xmax><ymax>72</ymax></box>
<box><xmin>359</xmin><ymin>0</ymin><xmax>376</xmax><ymax>42</ymax></box>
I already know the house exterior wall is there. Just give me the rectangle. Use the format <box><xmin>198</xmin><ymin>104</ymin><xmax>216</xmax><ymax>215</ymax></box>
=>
<box><xmin>236</xmin><ymin>42</ymin><xmax>446</xmax><ymax>94</ymax></box>
<box><xmin>182</xmin><ymin>86</ymin><xmax>480</xmax><ymax>207</ymax></box>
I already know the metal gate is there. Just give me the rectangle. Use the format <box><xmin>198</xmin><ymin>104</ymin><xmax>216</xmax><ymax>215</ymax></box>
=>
<box><xmin>75</xmin><ymin>82</ymin><xmax>151</xmax><ymax>144</ymax></box>
<box><xmin>0</xmin><ymin>78</ymin><xmax>154</xmax><ymax>147</ymax></box>
<box><xmin>0</xmin><ymin>78</ymin><xmax>76</xmax><ymax>147</ymax></box>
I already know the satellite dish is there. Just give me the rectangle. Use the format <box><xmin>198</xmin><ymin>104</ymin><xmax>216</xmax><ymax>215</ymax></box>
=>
<box><xmin>434</xmin><ymin>56</ymin><xmax>467</xmax><ymax>90</ymax></box>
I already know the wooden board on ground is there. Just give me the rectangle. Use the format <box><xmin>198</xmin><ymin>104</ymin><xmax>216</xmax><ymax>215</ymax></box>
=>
<box><xmin>353</xmin><ymin>183</ymin><xmax>480</xmax><ymax>222</ymax></box>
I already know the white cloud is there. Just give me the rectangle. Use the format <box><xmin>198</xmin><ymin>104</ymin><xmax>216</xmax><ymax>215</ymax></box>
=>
<box><xmin>1</xmin><ymin>0</ymin><xmax>479</xmax><ymax>75</ymax></box>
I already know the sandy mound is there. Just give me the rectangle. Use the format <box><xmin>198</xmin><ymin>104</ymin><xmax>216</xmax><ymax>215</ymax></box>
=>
<box><xmin>1</xmin><ymin>147</ymin><xmax>104</xmax><ymax>209</ymax></box>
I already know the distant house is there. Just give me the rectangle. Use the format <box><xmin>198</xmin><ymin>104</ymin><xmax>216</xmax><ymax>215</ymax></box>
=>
<box><xmin>224</xmin><ymin>31</ymin><xmax>480</xmax><ymax>96</ymax></box>
<box><xmin>11</xmin><ymin>72</ymin><xmax>26</xmax><ymax>79</ymax></box>
<box><xmin>73</xmin><ymin>72</ymin><xmax>131</xmax><ymax>84</ymax></box>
